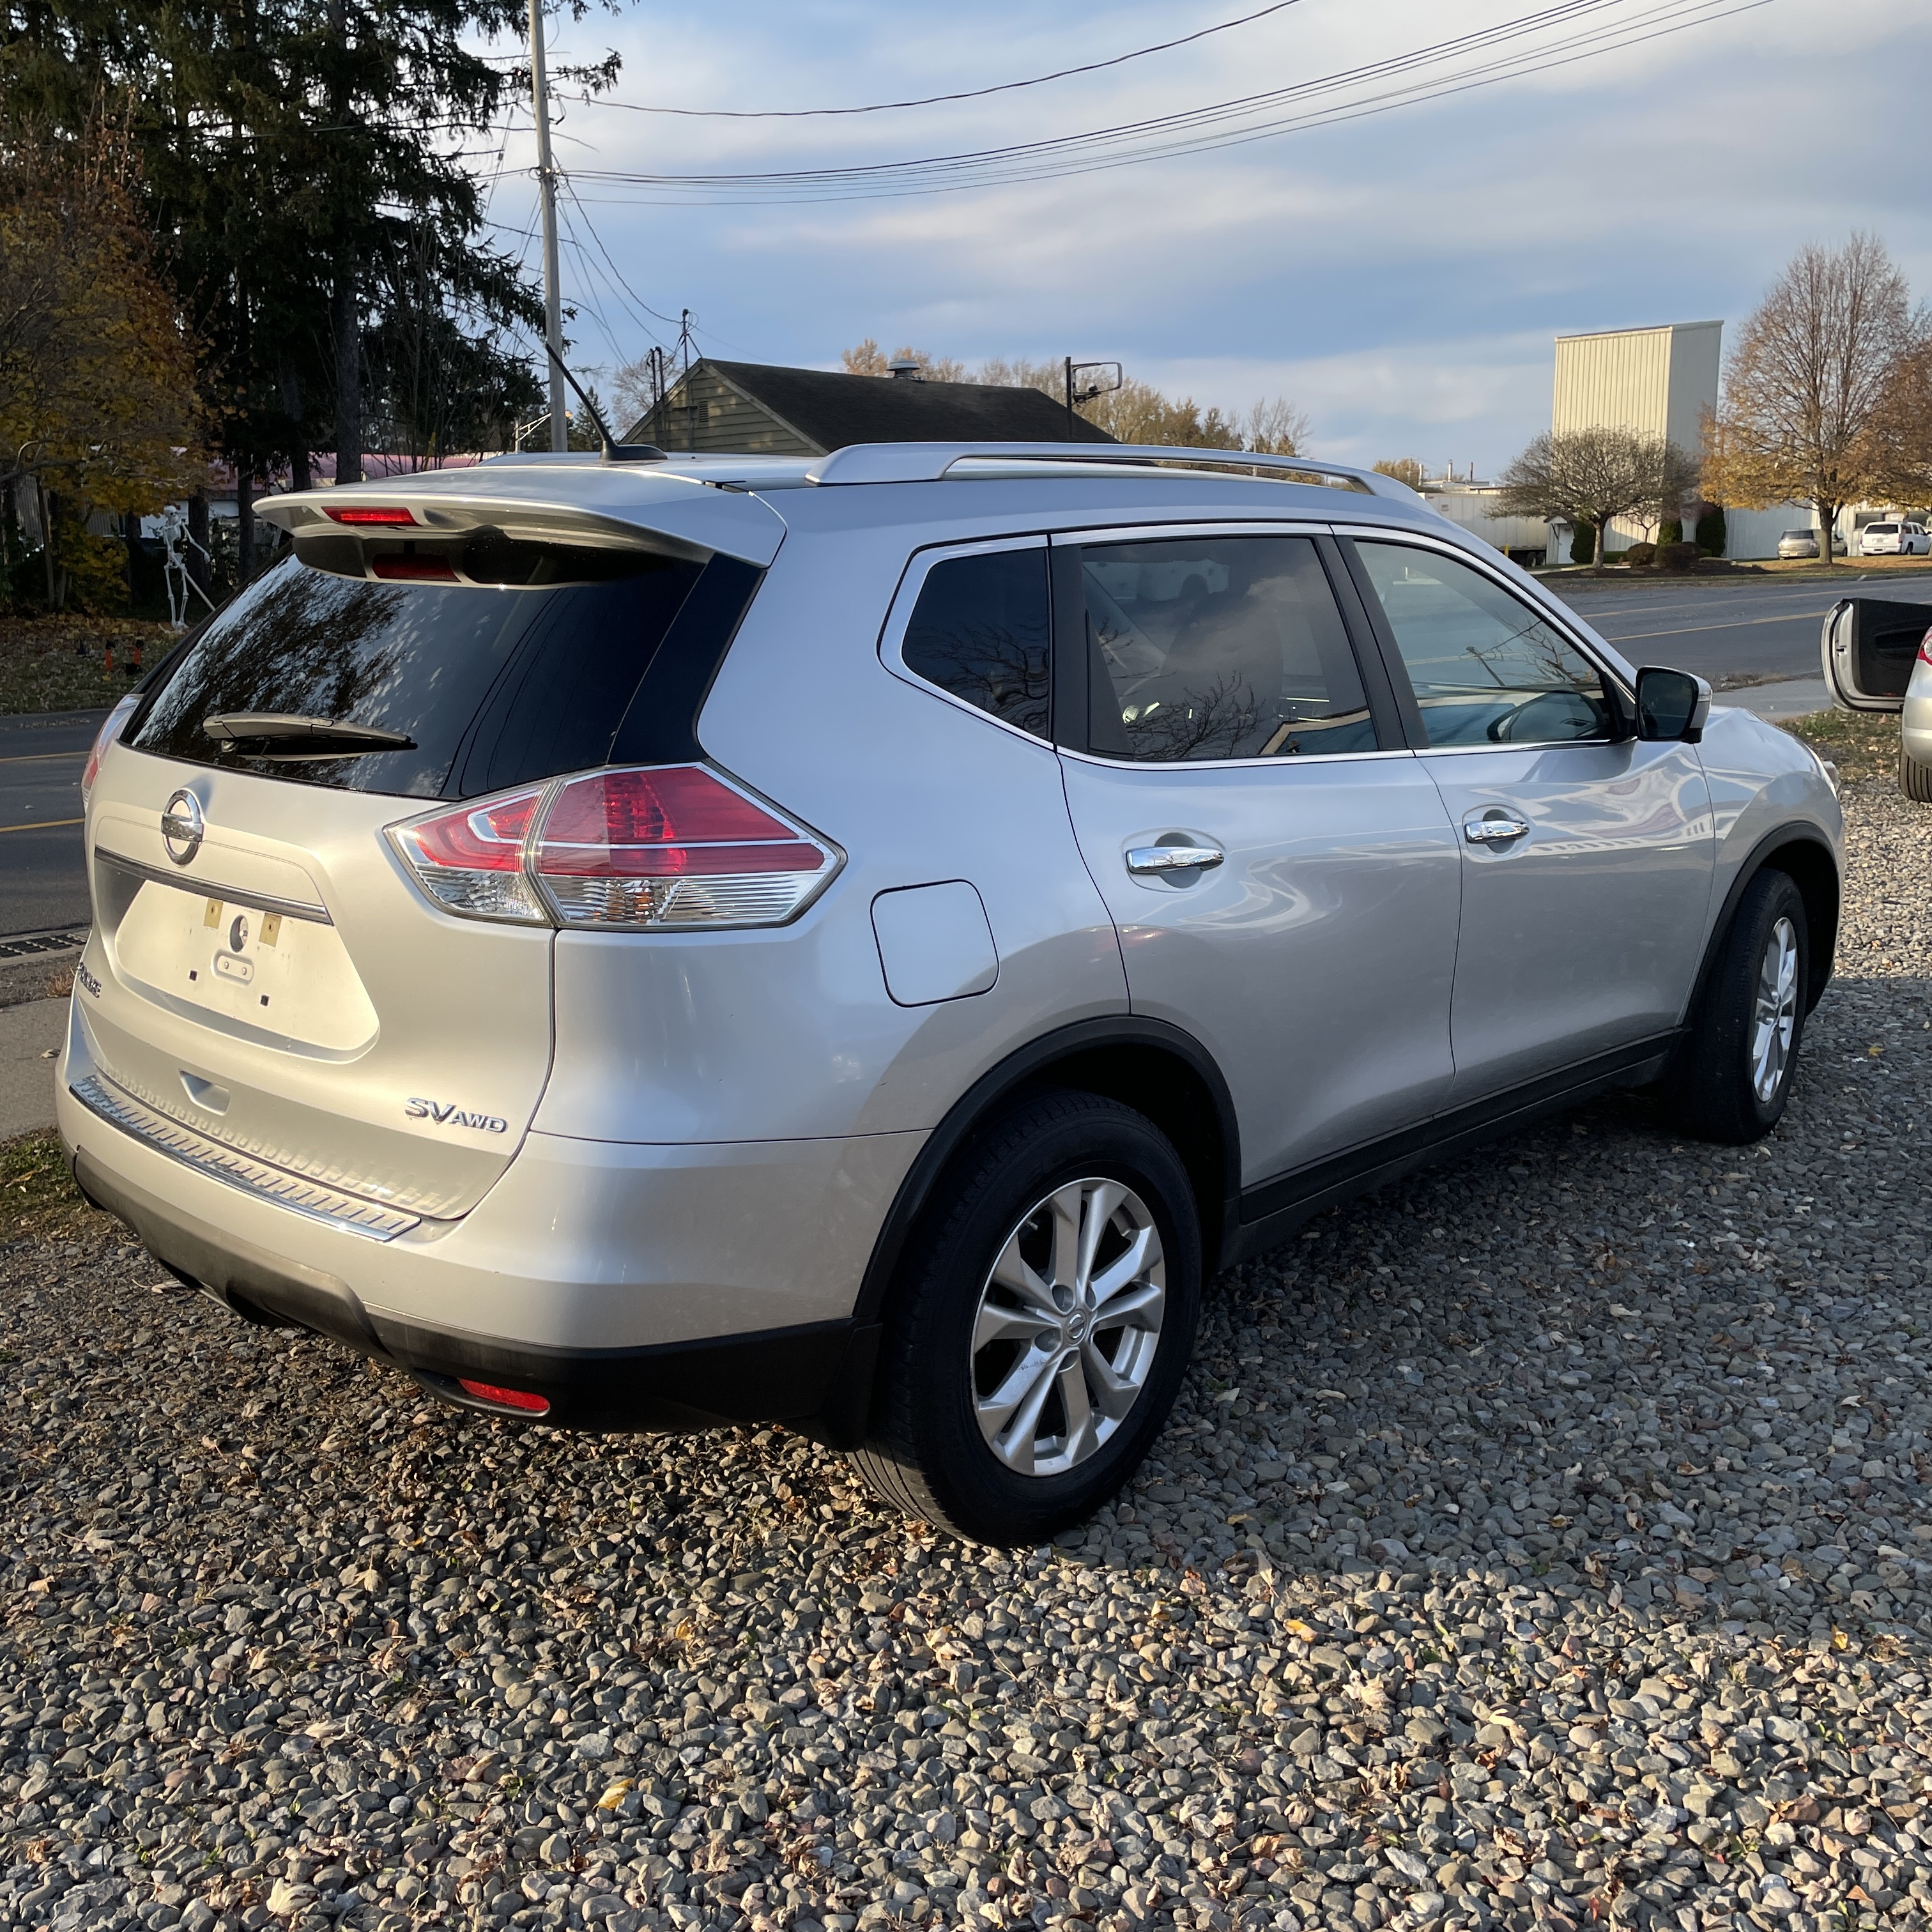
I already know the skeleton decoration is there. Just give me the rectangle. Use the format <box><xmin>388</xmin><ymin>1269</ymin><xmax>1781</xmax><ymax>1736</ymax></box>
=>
<box><xmin>158</xmin><ymin>505</ymin><xmax>217</xmax><ymax>631</ymax></box>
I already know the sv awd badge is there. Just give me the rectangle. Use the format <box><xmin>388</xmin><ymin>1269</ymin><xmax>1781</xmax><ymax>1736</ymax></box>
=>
<box><xmin>406</xmin><ymin>1097</ymin><xmax>509</xmax><ymax>1133</ymax></box>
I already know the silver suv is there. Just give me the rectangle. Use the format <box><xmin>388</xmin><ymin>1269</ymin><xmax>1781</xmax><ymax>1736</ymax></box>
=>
<box><xmin>61</xmin><ymin>443</ymin><xmax>1843</xmax><ymax>1544</ymax></box>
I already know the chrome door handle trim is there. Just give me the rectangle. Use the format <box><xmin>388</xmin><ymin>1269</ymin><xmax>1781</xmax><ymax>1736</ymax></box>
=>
<box><xmin>1463</xmin><ymin>816</ymin><xmax>1529</xmax><ymax>844</ymax></box>
<box><xmin>1126</xmin><ymin>844</ymin><xmax>1225</xmax><ymax>874</ymax></box>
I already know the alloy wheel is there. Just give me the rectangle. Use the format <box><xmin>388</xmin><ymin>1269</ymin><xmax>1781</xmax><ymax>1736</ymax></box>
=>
<box><xmin>968</xmin><ymin>1177</ymin><xmax>1165</xmax><ymax>1478</ymax></box>
<box><xmin>1751</xmin><ymin>914</ymin><xmax>1799</xmax><ymax>1104</ymax></box>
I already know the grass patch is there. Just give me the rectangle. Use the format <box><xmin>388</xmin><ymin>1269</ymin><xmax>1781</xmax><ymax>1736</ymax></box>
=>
<box><xmin>0</xmin><ymin>615</ymin><xmax>174</xmax><ymax>715</ymax></box>
<box><xmin>1782</xmin><ymin>706</ymin><xmax>1899</xmax><ymax>785</ymax></box>
<box><xmin>1</xmin><ymin>1128</ymin><xmax>116</xmax><ymax>1242</ymax></box>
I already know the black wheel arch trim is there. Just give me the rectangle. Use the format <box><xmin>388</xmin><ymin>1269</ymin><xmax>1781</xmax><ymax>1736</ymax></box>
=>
<box><xmin>1690</xmin><ymin>822</ymin><xmax>1841</xmax><ymax>1022</ymax></box>
<box><xmin>850</xmin><ymin>1014</ymin><xmax>1244</xmax><ymax>1331</ymax></box>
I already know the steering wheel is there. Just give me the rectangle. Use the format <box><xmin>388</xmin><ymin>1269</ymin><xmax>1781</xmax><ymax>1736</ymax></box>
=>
<box><xmin>1486</xmin><ymin>691</ymin><xmax>1603</xmax><ymax>743</ymax></box>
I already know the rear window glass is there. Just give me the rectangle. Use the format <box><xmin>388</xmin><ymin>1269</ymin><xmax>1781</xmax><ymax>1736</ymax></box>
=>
<box><xmin>128</xmin><ymin>551</ymin><xmax>707</xmax><ymax>798</ymax></box>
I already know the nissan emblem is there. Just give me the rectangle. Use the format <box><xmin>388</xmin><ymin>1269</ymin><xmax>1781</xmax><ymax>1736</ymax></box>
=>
<box><xmin>161</xmin><ymin>789</ymin><xmax>205</xmax><ymax>866</ymax></box>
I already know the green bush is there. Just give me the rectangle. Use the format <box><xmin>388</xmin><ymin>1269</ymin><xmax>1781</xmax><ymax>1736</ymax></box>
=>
<box><xmin>1696</xmin><ymin>505</ymin><xmax>1726</xmax><ymax>556</ymax></box>
<box><xmin>1657</xmin><ymin>518</ymin><xmax>1683</xmax><ymax>548</ymax></box>
<box><xmin>1656</xmin><ymin>540</ymin><xmax>1701</xmax><ymax>573</ymax></box>
<box><xmin>1570</xmin><ymin>522</ymin><xmax>1597</xmax><ymax>565</ymax></box>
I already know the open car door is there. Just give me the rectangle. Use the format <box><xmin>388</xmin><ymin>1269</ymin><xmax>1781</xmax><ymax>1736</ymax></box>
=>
<box><xmin>1821</xmin><ymin>597</ymin><xmax>1932</xmax><ymax>710</ymax></box>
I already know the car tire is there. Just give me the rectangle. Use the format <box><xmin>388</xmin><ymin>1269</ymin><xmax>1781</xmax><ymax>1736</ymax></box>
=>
<box><xmin>1901</xmin><ymin>744</ymin><xmax>1932</xmax><ymax>803</ymax></box>
<box><xmin>1668</xmin><ymin>869</ymin><xmax>1809</xmax><ymax>1144</ymax></box>
<box><xmin>850</xmin><ymin>1089</ymin><xmax>1202</xmax><ymax>1545</ymax></box>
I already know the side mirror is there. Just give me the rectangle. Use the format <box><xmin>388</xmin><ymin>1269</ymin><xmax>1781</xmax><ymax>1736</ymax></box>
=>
<box><xmin>1635</xmin><ymin>666</ymin><xmax>1711</xmax><ymax>744</ymax></box>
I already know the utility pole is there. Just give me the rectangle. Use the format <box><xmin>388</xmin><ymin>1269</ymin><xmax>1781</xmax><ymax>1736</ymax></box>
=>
<box><xmin>528</xmin><ymin>0</ymin><xmax>567</xmax><ymax>453</ymax></box>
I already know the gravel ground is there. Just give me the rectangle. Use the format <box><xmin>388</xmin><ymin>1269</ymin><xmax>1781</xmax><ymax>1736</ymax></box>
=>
<box><xmin>5</xmin><ymin>779</ymin><xmax>1932</xmax><ymax>1932</ymax></box>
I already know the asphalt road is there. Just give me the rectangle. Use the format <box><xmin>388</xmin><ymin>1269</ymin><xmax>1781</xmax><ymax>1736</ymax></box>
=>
<box><xmin>1544</xmin><ymin>571</ymin><xmax>1932</xmax><ymax>687</ymax></box>
<box><xmin>0</xmin><ymin>708</ymin><xmax>105</xmax><ymax>939</ymax></box>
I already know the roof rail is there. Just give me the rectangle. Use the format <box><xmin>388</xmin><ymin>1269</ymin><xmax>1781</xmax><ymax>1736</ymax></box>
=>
<box><xmin>803</xmin><ymin>441</ymin><xmax>1416</xmax><ymax>498</ymax></box>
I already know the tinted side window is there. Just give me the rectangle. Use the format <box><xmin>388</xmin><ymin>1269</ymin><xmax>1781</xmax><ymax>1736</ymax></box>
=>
<box><xmin>900</xmin><ymin>548</ymin><xmax>1051</xmax><ymax>740</ymax></box>
<box><xmin>1081</xmin><ymin>534</ymin><xmax>1374</xmax><ymax>762</ymax></box>
<box><xmin>1354</xmin><ymin>541</ymin><xmax>1611</xmax><ymax>748</ymax></box>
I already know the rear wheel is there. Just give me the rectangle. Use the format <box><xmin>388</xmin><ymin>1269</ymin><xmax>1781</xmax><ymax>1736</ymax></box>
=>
<box><xmin>850</xmin><ymin>1089</ymin><xmax>1202</xmax><ymax>1545</ymax></box>
<box><xmin>1901</xmin><ymin>743</ymin><xmax>1932</xmax><ymax>803</ymax></box>
<box><xmin>1668</xmin><ymin>870</ymin><xmax>1809</xmax><ymax>1144</ymax></box>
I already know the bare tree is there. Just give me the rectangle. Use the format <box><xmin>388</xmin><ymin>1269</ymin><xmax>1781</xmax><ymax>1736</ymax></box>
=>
<box><xmin>1702</xmin><ymin>233</ymin><xmax>1926</xmax><ymax>568</ymax></box>
<box><xmin>1492</xmin><ymin>429</ymin><xmax>1699</xmax><ymax>573</ymax></box>
<box><xmin>1243</xmin><ymin>396</ymin><xmax>1308</xmax><ymax>456</ymax></box>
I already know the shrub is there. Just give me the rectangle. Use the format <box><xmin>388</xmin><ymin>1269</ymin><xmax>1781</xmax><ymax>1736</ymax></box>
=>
<box><xmin>1623</xmin><ymin>541</ymin><xmax>1657</xmax><ymax>567</ymax></box>
<box><xmin>1696</xmin><ymin>505</ymin><xmax>1727</xmax><ymax>555</ymax></box>
<box><xmin>1570</xmin><ymin>522</ymin><xmax>1597</xmax><ymax>566</ymax></box>
<box><xmin>1656</xmin><ymin>540</ymin><xmax>1701</xmax><ymax>573</ymax></box>
<box><xmin>1657</xmin><ymin>518</ymin><xmax>1683</xmax><ymax>548</ymax></box>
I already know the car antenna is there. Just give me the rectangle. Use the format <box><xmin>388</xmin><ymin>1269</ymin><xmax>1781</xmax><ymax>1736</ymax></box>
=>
<box><xmin>543</xmin><ymin>345</ymin><xmax>666</xmax><ymax>464</ymax></box>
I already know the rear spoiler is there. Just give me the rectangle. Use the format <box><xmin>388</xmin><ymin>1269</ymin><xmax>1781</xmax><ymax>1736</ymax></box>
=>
<box><xmin>253</xmin><ymin>481</ymin><xmax>786</xmax><ymax>568</ymax></box>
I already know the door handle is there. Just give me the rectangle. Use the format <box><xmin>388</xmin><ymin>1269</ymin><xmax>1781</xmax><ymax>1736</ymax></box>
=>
<box><xmin>1126</xmin><ymin>843</ymin><xmax>1225</xmax><ymax>875</ymax></box>
<box><xmin>1463</xmin><ymin>815</ymin><xmax>1529</xmax><ymax>845</ymax></box>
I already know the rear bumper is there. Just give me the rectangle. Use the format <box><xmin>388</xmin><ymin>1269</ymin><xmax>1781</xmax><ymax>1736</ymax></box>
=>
<box><xmin>57</xmin><ymin>1001</ymin><xmax>917</xmax><ymax>1439</ymax></box>
<box><xmin>71</xmin><ymin>1139</ymin><xmax>878</xmax><ymax>1434</ymax></box>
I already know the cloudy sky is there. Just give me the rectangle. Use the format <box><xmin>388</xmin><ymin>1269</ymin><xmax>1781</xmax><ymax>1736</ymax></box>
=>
<box><xmin>486</xmin><ymin>0</ymin><xmax>1929</xmax><ymax>475</ymax></box>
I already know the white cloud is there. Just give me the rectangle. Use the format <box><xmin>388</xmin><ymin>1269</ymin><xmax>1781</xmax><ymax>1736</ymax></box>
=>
<box><xmin>508</xmin><ymin>0</ymin><xmax>1932</xmax><ymax>470</ymax></box>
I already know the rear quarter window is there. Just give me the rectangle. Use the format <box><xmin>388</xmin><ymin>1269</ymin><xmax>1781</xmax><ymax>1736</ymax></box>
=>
<box><xmin>127</xmin><ymin>549</ymin><xmax>724</xmax><ymax>797</ymax></box>
<box><xmin>896</xmin><ymin>548</ymin><xmax>1052</xmax><ymax>740</ymax></box>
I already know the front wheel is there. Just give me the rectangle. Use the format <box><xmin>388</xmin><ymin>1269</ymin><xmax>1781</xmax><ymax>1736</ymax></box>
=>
<box><xmin>850</xmin><ymin>1089</ymin><xmax>1202</xmax><ymax>1544</ymax></box>
<box><xmin>1667</xmin><ymin>869</ymin><xmax>1809</xmax><ymax>1144</ymax></box>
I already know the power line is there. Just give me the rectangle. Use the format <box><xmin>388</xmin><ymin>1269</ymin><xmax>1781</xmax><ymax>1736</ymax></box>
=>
<box><xmin>566</xmin><ymin>0</ymin><xmax>1764</xmax><ymax>206</ymax></box>
<box><xmin>581</xmin><ymin>1</ymin><xmax>1304</xmax><ymax>119</ymax></box>
<box><xmin>559</xmin><ymin>174</ymin><xmax>681</xmax><ymax>334</ymax></box>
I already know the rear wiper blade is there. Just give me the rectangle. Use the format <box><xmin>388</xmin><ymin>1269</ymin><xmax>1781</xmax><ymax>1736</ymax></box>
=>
<box><xmin>203</xmin><ymin>713</ymin><xmax>415</xmax><ymax>758</ymax></box>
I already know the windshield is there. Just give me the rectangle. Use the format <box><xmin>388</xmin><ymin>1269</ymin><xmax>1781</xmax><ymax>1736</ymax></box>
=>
<box><xmin>127</xmin><ymin>552</ymin><xmax>707</xmax><ymax>798</ymax></box>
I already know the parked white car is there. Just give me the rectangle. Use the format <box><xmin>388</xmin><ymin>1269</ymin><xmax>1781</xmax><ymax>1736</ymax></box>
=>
<box><xmin>1858</xmin><ymin>521</ymin><xmax>1931</xmax><ymax>558</ymax></box>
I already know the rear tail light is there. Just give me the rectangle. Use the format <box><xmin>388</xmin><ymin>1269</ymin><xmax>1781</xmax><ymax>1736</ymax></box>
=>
<box><xmin>390</xmin><ymin>786</ymin><xmax>549</xmax><ymax>923</ymax></box>
<box><xmin>82</xmin><ymin>693</ymin><xmax>141</xmax><ymax>801</ymax></box>
<box><xmin>1919</xmin><ymin>628</ymin><xmax>1932</xmax><ymax>666</ymax></box>
<box><xmin>372</xmin><ymin>556</ymin><xmax>457</xmax><ymax>582</ymax></box>
<box><xmin>388</xmin><ymin>765</ymin><xmax>836</xmax><ymax>930</ymax></box>
<box><xmin>457</xmin><ymin>1379</ymin><xmax>551</xmax><ymax>1415</ymax></box>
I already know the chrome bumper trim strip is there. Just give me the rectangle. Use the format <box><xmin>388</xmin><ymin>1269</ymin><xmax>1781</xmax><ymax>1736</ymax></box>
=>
<box><xmin>93</xmin><ymin>848</ymin><xmax>333</xmax><ymax>925</ymax></box>
<box><xmin>68</xmin><ymin>1073</ymin><xmax>419</xmax><ymax>1241</ymax></box>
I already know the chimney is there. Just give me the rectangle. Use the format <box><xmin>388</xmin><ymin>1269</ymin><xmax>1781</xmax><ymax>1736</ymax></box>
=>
<box><xmin>886</xmin><ymin>357</ymin><xmax>924</xmax><ymax>381</ymax></box>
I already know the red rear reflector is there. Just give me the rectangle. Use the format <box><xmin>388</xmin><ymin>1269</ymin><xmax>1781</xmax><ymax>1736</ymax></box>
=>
<box><xmin>458</xmin><ymin>1379</ymin><xmax>550</xmax><ymax>1414</ymax></box>
<box><xmin>1920</xmin><ymin>628</ymin><xmax>1932</xmax><ymax>666</ymax></box>
<box><xmin>329</xmin><ymin>505</ymin><xmax>417</xmax><ymax>526</ymax></box>
<box><xmin>372</xmin><ymin>556</ymin><xmax>457</xmax><ymax>581</ymax></box>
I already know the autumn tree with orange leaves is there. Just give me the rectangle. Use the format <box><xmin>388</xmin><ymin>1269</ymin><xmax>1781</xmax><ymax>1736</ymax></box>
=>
<box><xmin>0</xmin><ymin>121</ymin><xmax>202</xmax><ymax>608</ymax></box>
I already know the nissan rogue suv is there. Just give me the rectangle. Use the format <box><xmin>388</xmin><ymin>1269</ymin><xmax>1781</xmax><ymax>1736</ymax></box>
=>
<box><xmin>61</xmin><ymin>442</ymin><xmax>1844</xmax><ymax>1544</ymax></box>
